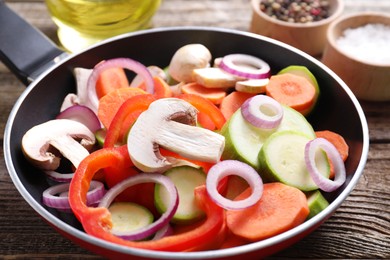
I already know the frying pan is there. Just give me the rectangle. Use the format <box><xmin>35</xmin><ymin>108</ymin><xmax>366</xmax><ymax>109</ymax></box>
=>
<box><xmin>1</xmin><ymin>2</ymin><xmax>369</xmax><ymax>259</ymax></box>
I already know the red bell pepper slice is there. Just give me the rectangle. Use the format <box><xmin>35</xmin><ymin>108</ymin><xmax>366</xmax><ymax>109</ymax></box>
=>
<box><xmin>138</xmin><ymin>76</ymin><xmax>173</xmax><ymax>99</ymax></box>
<box><xmin>103</xmin><ymin>156</ymin><xmax>157</xmax><ymax>215</ymax></box>
<box><xmin>103</xmin><ymin>93</ymin><xmax>226</xmax><ymax>205</ymax></box>
<box><xmin>103</xmin><ymin>162</ymin><xmax>157</xmax><ymax>213</ymax></box>
<box><xmin>69</xmin><ymin>145</ymin><xmax>226</xmax><ymax>251</ymax></box>
<box><xmin>102</xmin><ymin>94</ymin><xmax>155</xmax><ymax>205</ymax></box>
<box><xmin>177</xmin><ymin>93</ymin><xmax>226</xmax><ymax>130</ymax></box>
<box><xmin>103</xmin><ymin>94</ymin><xmax>156</xmax><ymax>148</ymax></box>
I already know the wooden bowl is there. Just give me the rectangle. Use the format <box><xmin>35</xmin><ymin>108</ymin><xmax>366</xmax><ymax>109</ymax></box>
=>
<box><xmin>250</xmin><ymin>0</ymin><xmax>344</xmax><ymax>56</ymax></box>
<box><xmin>322</xmin><ymin>12</ymin><xmax>390</xmax><ymax>101</ymax></box>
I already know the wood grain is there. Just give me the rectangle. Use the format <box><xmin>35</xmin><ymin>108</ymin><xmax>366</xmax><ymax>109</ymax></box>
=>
<box><xmin>1</xmin><ymin>0</ymin><xmax>389</xmax><ymax>259</ymax></box>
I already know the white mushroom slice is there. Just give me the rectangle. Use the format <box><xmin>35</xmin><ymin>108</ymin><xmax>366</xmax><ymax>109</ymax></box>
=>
<box><xmin>59</xmin><ymin>67</ymin><xmax>92</xmax><ymax>112</ymax></box>
<box><xmin>235</xmin><ymin>78</ymin><xmax>269</xmax><ymax>94</ymax></box>
<box><xmin>22</xmin><ymin>119</ymin><xmax>96</xmax><ymax>171</ymax></box>
<box><xmin>169</xmin><ymin>81</ymin><xmax>185</xmax><ymax>96</ymax></box>
<box><xmin>127</xmin><ymin>98</ymin><xmax>225</xmax><ymax>173</ymax></box>
<box><xmin>60</xmin><ymin>93</ymin><xmax>79</xmax><ymax>112</ymax></box>
<box><xmin>168</xmin><ymin>44</ymin><xmax>212</xmax><ymax>83</ymax></box>
<box><xmin>73</xmin><ymin>67</ymin><xmax>93</xmax><ymax>107</ymax></box>
<box><xmin>193</xmin><ymin>67</ymin><xmax>242</xmax><ymax>88</ymax></box>
<box><xmin>213</xmin><ymin>57</ymin><xmax>223</xmax><ymax>67</ymax></box>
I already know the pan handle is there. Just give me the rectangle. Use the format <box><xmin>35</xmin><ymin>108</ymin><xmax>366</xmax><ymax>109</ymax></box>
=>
<box><xmin>0</xmin><ymin>1</ymin><xmax>67</xmax><ymax>85</ymax></box>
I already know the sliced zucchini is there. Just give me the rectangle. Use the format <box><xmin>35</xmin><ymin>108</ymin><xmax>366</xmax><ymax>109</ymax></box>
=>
<box><xmin>258</xmin><ymin>130</ymin><xmax>330</xmax><ymax>191</ymax></box>
<box><xmin>155</xmin><ymin>166</ymin><xmax>206</xmax><ymax>224</ymax></box>
<box><xmin>109</xmin><ymin>202</ymin><xmax>154</xmax><ymax>233</ymax></box>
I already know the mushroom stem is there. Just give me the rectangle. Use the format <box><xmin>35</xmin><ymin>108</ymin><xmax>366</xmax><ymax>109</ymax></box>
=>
<box><xmin>159</xmin><ymin>121</ymin><xmax>224</xmax><ymax>162</ymax></box>
<box><xmin>22</xmin><ymin>119</ymin><xmax>96</xmax><ymax>171</ymax></box>
<box><xmin>127</xmin><ymin>98</ymin><xmax>225</xmax><ymax>173</ymax></box>
<box><xmin>49</xmin><ymin>135</ymin><xmax>91</xmax><ymax>169</ymax></box>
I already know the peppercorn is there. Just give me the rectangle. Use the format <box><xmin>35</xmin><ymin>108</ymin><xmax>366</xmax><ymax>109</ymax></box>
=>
<box><xmin>260</xmin><ymin>0</ymin><xmax>331</xmax><ymax>23</ymax></box>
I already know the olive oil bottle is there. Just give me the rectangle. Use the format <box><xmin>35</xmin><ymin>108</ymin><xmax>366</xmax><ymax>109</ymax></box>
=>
<box><xmin>45</xmin><ymin>0</ymin><xmax>161</xmax><ymax>52</ymax></box>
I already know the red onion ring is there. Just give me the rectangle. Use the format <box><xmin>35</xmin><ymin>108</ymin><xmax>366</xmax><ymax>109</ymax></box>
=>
<box><xmin>305</xmin><ymin>138</ymin><xmax>346</xmax><ymax>192</ymax></box>
<box><xmin>56</xmin><ymin>105</ymin><xmax>101</xmax><ymax>133</ymax></box>
<box><xmin>44</xmin><ymin>170</ymin><xmax>74</xmax><ymax>183</ymax></box>
<box><xmin>42</xmin><ymin>180</ymin><xmax>105</xmax><ymax>210</ymax></box>
<box><xmin>98</xmin><ymin>173</ymin><xmax>178</xmax><ymax>241</ymax></box>
<box><xmin>219</xmin><ymin>54</ymin><xmax>270</xmax><ymax>79</ymax></box>
<box><xmin>241</xmin><ymin>95</ymin><xmax>284</xmax><ymax>129</ymax></box>
<box><xmin>151</xmin><ymin>224</ymin><xmax>173</xmax><ymax>240</ymax></box>
<box><xmin>206</xmin><ymin>160</ymin><xmax>263</xmax><ymax>210</ymax></box>
<box><xmin>86</xmin><ymin>58</ymin><xmax>155</xmax><ymax>113</ymax></box>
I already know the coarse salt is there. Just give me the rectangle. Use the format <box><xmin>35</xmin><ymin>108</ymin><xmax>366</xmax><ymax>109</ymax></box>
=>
<box><xmin>336</xmin><ymin>23</ymin><xmax>390</xmax><ymax>65</ymax></box>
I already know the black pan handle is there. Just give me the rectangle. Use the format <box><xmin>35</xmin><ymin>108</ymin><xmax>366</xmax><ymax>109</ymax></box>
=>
<box><xmin>0</xmin><ymin>1</ymin><xmax>67</xmax><ymax>85</ymax></box>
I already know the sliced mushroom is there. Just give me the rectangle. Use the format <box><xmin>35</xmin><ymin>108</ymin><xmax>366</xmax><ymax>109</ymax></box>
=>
<box><xmin>235</xmin><ymin>78</ymin><xmax>269</xmax><ymax>94</ymax></box>
<box><xmin>22</xmin><ymin>119</ymin><xmax>96</xmax><ymax>171</ymax></box>
<box><xmin>60</xmin><ymin>67</ymin><xmax>92</xmax><ymax>112</ymax></box>
<box><xmin>192</xmin><ymin>67</ymin><xmax>241</xmax><ymax>88</ymax></box>
<box><xmin>127</xmin><ymin>98</ymin><xmax>225</xmax><ymax>173</ymax></box>
<box><xmin>168</xmin><ymin>44</ymin><xmax>212</xmax><ymax>83</ymax></box>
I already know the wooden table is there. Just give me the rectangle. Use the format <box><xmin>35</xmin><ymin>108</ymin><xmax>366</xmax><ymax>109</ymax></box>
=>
<box><xmin>1</xmin><ymin>0</ymin><xmax>389</xmax><ymax>259</ymax></box>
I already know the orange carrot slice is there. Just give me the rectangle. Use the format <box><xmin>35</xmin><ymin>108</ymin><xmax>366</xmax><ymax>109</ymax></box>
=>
<box><xmin>226</xmin><ymin>182</ymin><xmax>309</xmax><ymax>241</ymax></box>
<box><xmin>95</xmin><ymin>67</ymin><xmax>129</xmax><ymax>99</ymax></box>
<box><xmin>197</xmin><ymin>112</ymin><xmax>216</xmax><ymax>130</ymax></box>
<box><xmin>98</xmin><ymin>87</ymin><xmax>147</xmax><ymax>129</ymax></box>
<box><xmin>138</xmin><ymin>76</ymin><xmax>173</xmax><ymax>99</ymax></box>
<box><xmin>315</xmin><ymin>130</ymin><xmax>349</xmax><ymax>161</ymax></box>
<box><xmin>265</xmin><ymin>73</ymin><xmax>316</xmax><ymax>114</ymax></box>
<box><xmin>181</xmin><ymin>82</ymin><xmax>227</xmax><ymax>105</ymax></box>
<box><xmin>219</xmin><ymin>91</ymin><xmax>256</xmax><ymax>121</ymax></box>
<box><xmin>315</xmin><ymin>130</ymin><xmax>349</xmax><ymax>179</ymax></box>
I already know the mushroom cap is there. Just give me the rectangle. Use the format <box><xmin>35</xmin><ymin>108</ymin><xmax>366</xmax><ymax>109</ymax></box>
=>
<box><xmin>127</xmin><ymin>98</ymin><xmax>225</xmax><ymax>173</ymax></box>
<box><xmin>168</xmin><ymin>44</ymin><xmax>212</xmax><ymax>83</ymax></box>
<box><xmin>22</xmin><ymin>119</ymin><xmax>96</xmax><ymax>170</ymax></box>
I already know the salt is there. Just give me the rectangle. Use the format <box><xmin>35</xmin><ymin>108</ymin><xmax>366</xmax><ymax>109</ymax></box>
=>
<box><xmin>336</xmin><ymin>23</ymin><xmax>390</xmax><ymax>65</ymax></box>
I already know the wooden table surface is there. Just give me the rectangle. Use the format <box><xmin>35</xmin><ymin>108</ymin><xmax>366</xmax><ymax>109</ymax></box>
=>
<box><xmin>1</xmin><ymin>0</ymin><xmax>389</xmax><ymax>259</ymax></box>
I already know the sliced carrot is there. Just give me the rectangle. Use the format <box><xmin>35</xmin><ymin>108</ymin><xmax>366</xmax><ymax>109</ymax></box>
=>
<box><xmin>224</xmin><ymin>175</ymin><xmax>249</xmax><ymax>200</ymax></box>
<box><xmin>226</xmin><ymin>182</ymin><xmax>309</xmax><ymax>241</ymax></box>
<box><xmin>97</xmin><ymin>87</ymin><xmax>147</xmax><ymax>129</ymax></box>
<box><xmin>315</xmin><ymin>130</ymin><xmax>349</xmax><ymax>179</ymax></box>
<box><xmin>219</xmin><ymin>91</ymin><xmax>256</xmax><ymax>121</ymax></box>
<box><xmin>138</xmin><ymin>76</ymin><xmax>173</xmax><ymax>99</ymax></box>
<box><xmin>197</xmin><ymin>112</ymin><xmax>216</xmax><ymax>130</ymax></box>
<box><xmin>315</xmin><ymin>130</ymin><xmax>349</xmax><ymax>161</ymax></box>
<box><xmin>265</xmin><ymin>73</ymin><xmax>316</xmax><ymax>114</ymax></box>
<box><xmin>181</xmin><ymin>82</ymin><xmax>227</xmax><ymax>105</ymax></box>
<box><xmin>95</xmin><ymin>67</ymin><xmax>129</xmax><ymax>99</ymax></box>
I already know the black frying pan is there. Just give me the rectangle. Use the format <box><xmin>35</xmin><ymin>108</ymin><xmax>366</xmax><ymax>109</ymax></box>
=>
<box><xmin>1</xmin><ymin>2</ymin><xmax>369</xmax><ymax>259</ymax></box>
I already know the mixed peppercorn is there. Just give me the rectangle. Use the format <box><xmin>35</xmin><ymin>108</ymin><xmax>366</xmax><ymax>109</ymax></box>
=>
<box><xmin>260</xmin><ymin>0</ymin><xmax>331</xmax><ymax>23</ymax></box>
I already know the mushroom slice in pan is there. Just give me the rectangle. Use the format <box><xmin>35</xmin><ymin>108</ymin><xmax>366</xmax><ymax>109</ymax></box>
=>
<box><xmin>22</xmin><ymin>119</ymin><xmax>96</xmax><ymax>171</ymax></box>
<box><xmin>127</xmin><ymin>98</ymin><xmax>225</xmax><ymax>173</ymax></box>
<box><xmin>168</xmin><ymin>44</ymin><xmax>212</xmax><ymax>83</ymax></box>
